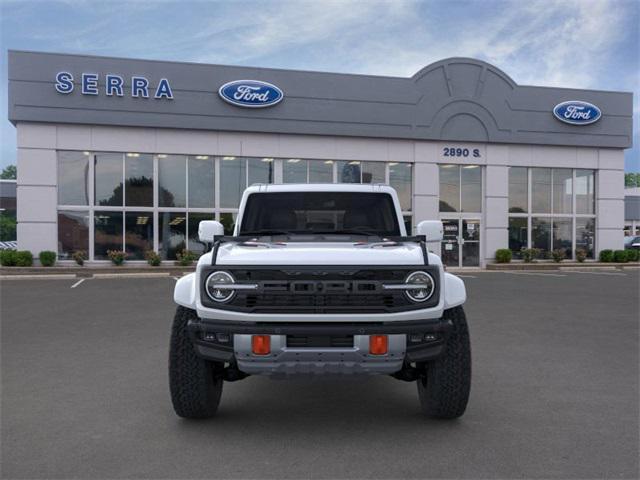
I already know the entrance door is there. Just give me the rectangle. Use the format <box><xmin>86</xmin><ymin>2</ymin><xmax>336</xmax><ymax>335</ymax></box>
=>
<box><xmin>441</xmin><ymin>218</ymin><xmax>481</xmax><ymax>267</ymax></box>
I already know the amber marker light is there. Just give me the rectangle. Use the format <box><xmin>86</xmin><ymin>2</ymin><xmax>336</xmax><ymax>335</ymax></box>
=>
<box><xmin>369</xmin><ymin>335</ymin><xmax>388</xmax><ymax>355</ymax></box>
<box><xmin>252</xmin><ymin>335</ymin><xmax>271</xmax><ymax>355</ymax></box>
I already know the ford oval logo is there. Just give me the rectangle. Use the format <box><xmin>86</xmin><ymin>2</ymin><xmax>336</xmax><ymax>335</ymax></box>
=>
<box><xmin>553</xmin><ymin>100</ymin><xmax>601</xmax><ymax>125</ymax></box>
<box><xmin>218</xmin><ymin>80</ymin><xmax>283</xmax><ymax>108</ymax></box>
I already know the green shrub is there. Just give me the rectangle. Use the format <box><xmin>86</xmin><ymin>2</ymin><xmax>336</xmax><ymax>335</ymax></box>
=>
<box><xmin>495</xmin><ymin>249</ymin><xmax>512</xmax><ymax>263</ymax></box>
<box><xmin>15</xmin><ymin>250</ymin><xmax>33</xmax><ymax>267</ymax></box>
<box><xmin>626</xmin><ymin>249</ymin><xmax>639</xmax><ymax>262</ymax></box>
<box><xmin>72</xmin><ymin>250</ymin><xmax>87</xmax><ymax>266</ymax></box>
<box><xmin>613</xmin><ymin>250</ymin><xmax>628</xmax><ymax>263</ymax></box>
<box><xmin>107</xmin><ymin>250</ymin><xmax>127</xmax><ymax>266</ymax></box>
<box><xmin>599</xmin><ymin>249</ymin><xmax>614</xmax><ymax>262</ymax></box>
<box><xmin>145</xmin><ymin>250</ymin><xmax>161</xmax><ymax>266</ymax></box>
<box><xmin>521</xmin><ymin>248</ymin><xmax>540</xmax><ymax>263</ymax></box>
<box><xmin>551</xmin><ymin>249</ymin><xmax>565</xmax><ymax>263</ymax></box>
<box><xmin>39</xmin><ymin>250</ymin><xmax>57</xmax><ymax>267</ymax></box>
<box><xmin>575</xmin><ymin>249</ymin><xmax>587</xmax><ymax>263</ymax></box>
<box><xmin>175</xmin><ymin>249</ymin><xmax>197</xmax><ymax>266</ymax></box>
<box><xmin>0</xmin><ymin>249</ymin><xmax>17</xmax><ymax>266</ymax></box>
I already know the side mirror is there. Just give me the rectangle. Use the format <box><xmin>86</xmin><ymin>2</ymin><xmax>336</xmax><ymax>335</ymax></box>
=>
<box><xmin>416</xmin><ymin>220</ymin><xmax>443</xmax><ymax>242</ymax></box>
<box><xmin>198</xmin><ymin>220</ymin><xmax>224</xmax><ymax>243</ymax></box>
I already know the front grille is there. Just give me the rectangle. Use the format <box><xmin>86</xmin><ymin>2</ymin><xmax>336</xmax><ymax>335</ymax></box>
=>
<box><xmin>239</xmin><ymin>292</ymin><xmax>401</xmax><ymax>313</ymax></box>
<box><xmin>286</xmin><ymin>335</ymin><xmax>354</xmax><ymax>348</ymax></box>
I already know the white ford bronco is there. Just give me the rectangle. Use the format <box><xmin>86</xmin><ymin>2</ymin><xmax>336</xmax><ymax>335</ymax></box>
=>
<box><xmin>170</xmin><ymin>184</ymin><xmax>470</xmax><ymax>419</ymax></box>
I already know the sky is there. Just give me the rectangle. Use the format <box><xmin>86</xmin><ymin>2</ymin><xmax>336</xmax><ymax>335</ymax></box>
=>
<box><xmin>1</xmin><ymin>0</ymin><xmax>638</xmax><ymax>171</ymax></box>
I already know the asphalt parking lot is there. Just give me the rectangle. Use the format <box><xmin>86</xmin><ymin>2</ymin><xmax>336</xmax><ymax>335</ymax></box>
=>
<box><xmin>1</xmin><ymin>269</ymin><xmax>639</xmax><ymax>479</ymax></box>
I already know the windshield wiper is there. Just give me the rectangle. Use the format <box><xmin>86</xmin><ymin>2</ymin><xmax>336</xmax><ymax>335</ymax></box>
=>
<box><xmin>313</xmin><ymin>229</ymin><xmax>382</xmax><ymax>236</ymax></box>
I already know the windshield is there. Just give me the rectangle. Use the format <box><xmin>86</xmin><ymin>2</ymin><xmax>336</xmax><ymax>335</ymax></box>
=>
<box><xmin>239</xmin><ymin>192</ymin><xmax>401</xmax><ymax>237</ymax></box>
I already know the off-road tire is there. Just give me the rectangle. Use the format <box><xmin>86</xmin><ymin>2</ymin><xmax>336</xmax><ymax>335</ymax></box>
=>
<box><xmin>169</xmin><ymin>306</ymin><xmax>224</xmax><ymax>419</ymax></box>
<box><xmin>417</xmin><ymin>306</ymin><xmax>471</xmax><ymax>419</ymax></box>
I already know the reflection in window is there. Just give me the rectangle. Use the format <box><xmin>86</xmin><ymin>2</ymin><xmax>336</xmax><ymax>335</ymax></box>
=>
<box><xmin>552</xmin><ymin>217</ymin><xmax>572</xmax><ymax>257</ymax></box>
<box><xmin>58</xmin><ymin>151</ymin><xmax>90</xmax><ymax>205</ymax></box>
<box><xmin>461</xmin><ymin>165</ymin><xmax>481</xmax><ymax>212</ymax></box>
<box><xmin>248</xmin><ymin>158</ymin><xmax>273</xmax><ymax>185</ymax></box>
<box><xmin>508</xmin><ymin>167</ymin><xmax>528</xmax><ymax>213</ymax></box>
<box><xmin>220</xmin><ymin>212</ymin><xmax>237</xmax><ymax>235</ymax></box>
<box><xmin>531</xmin><ymin>217</ymin><xmax>551</xmax><ymax>257</ymax></box>
<box><xmin>439</xmin><ymin>165</ymin><xmax>459</xmax><ymax>212</ymax></box>
<box><xmin>188</xmin><ymin>156</ymin><xmax>215</xmax><ymax>208</ymax></box>
<box><xmin>575</xmin><ymin>170</ymin><xmax>595</xmax><ymax>214</ymax></box>
<box><xmin>220</xmin><ymin>157</ymin><xmax>246</xmax><ymax>208</ymax></box>
<box><xmin>552</xmin><ymin>169</ymin><xmax>572</xmax><ymax>214</ymax></box>
<box><xmin>94</xmin><ymin>211</ymin><xmax>123</xmax><ymax>259</ymax></box>
<box><xmin>125</xmin><ymin>212</ymin><xmax>153</xmax><ymax>260</ymax></box>
<box><xmin>309</xmin><ymin>160</ymin><xmax>333</xmax><ymax>183</ymax></box>
<box><xmin>283</xmin><ymin>159</ymin><xmax>307</xmax><ymax>183</ymax></box>
<box><xmin>158</xmin><ymin>155</ymin><xmax>186</xmax><ymax>207</ymax></box>
<box><xmin>576</xmin><ymin>218</ymin><xmax>595</xmax><ymax>258</ymax></box>
<box><xmin>361</xmin><ymin>162</ymin><xmax>385</xmax><ymax>184</ymax></box>
<box><xmin>125</xmin><ymin>153</ymin><xmax>153</xmax><ymax>207</ymax></box>
<box><xmin>508</xmin><ymin>217</ymin><xmax>527</xmax><ymax>258</ymax></box>
<box><xmin>390</xmin><ymin>163</ymin><xmax>412</xmax><ymax>211</ymax></box>
<box><xmin>531</xmin><ymin>168</ymin><xmax>551</xmax><ymax>213</ymax></box>
<box><xmin>338</xmin><ymin>161</ymin><xmax>361</xmax><ymax>183</ymax></box>
<box><xmin>58</xmin><ymin>211</ymin><xmax>89</xmax><ymax>258</ymax></box>
<box><xmin>95</xmin><ymin>153</ymin><xmax>123</xmax><ymax>206</ymax></box>
<box><xmin>159</xmin><ymin>212</ymin><xmax>186</xmax><ymax>260</ymax></box>
<box><xmin>188</xmin><ymin>212</ymin><xmax>214</xmax><ymax>255</ymax></box>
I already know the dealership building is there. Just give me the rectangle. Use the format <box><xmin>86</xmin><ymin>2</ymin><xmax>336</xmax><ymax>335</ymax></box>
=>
<box><xmin>7</xmin><ymin>50</ymin><xmax>633</xmax><ymax>267</ymax></box>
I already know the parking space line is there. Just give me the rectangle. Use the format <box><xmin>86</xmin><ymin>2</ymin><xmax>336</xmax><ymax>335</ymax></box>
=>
<box><xmin>456</xmin><ymin>275</ymin><xmax>477</xmax><ymax>278</ymax></box>
<box><xmin>567</xmin><ymin>270</ymin><xmax>627</xmax><ymax>276</ymax></box>
<box><xmin>501</xmin><ymin>271</ymin><xmax>566</xmax><ymax>277</ymax></box>
<box><xmin>70</xmin><ymin>278</ymin><xmax>86</xmax><ymax>288</ymax></box>
<box><xmin>93</xmin><ymin>272</ymin><xmax>171</xmax><ymax>279</ymax></box>
<box><xmin>0</xmin><ymin>274</ymin><xmax>77</xmax><ymax>280</ymax></box>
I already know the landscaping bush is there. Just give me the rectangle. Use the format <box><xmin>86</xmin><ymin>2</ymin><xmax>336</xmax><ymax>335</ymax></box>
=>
<box><xmin>15</xmin><ymin>250</ymin><xmax>33</xmax><ymax>267</ymax></box>
<box><xmin>613</xmin><ymin>250</ymin><xmax>628</xmax><ymax>263</ymax></box>
<box><xmin>39</xmin><ymin>250</ymin><xmax>56</xmax><ymax>267</ymax></box>
<box><xmin>495</xmin><ymin>249</ymin><xmax>512</xmax><ymax>263</ymax></box>
<box><xmin>626</xmin><ymin>249</ymin><xmax>639</xmax><ymax>262</ymax></box>
<box><xmin>575</xmin><ymin>248</ymin><xmax>587</xmax><ymax>263</ymax></box>
<box><xmin>0</xmin><ymin>249</ymin><xmax>17</xmax><ymax>266</ymax></box>
<box><xmin>175</xmin><ymin>249</ymin><xmax>197</xmax><ymax>266</ymax></box>
<box><xmin>145</xmin><ymin>250</ymin><xmax>162</xmax><ymax>266</ymax></box>
<box><xmin>551</xmin><ymin>249</ymin><xmax>565</xmax><ymax>263</ymax></box>
<box><xmin>599</xmin><ymin>249</ymin><xmax>614</xmax><ymax>262</ymax></box>
<box><xmin>107</xmin><ymin>250</ymin><xmax>127</xmax><ymax>266</ymax></box>
<box><xmin>521</xmin><ymin>248</ymin><xmax>540</xmax><ymax>263</ymax></box>
<box><xmin>72</xmin><ymin>250</ymin><xmax>87</xmax><ymax>266</ymax></box>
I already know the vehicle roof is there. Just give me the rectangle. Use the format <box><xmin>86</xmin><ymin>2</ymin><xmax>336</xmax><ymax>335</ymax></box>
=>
<box><xmin>244</xmin><ymin>183</ymin><xmax>397</xmax><ymax>194</ymax></box>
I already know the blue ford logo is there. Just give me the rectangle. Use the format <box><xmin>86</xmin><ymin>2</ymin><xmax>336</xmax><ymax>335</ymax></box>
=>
<box><xmin>553</xmin><ymin>101</ymin><xmax>601</xmax><ymax>125</ymax></box>
<box><xmin>218</xmin><ymin>80</ymin><xmax>283</xmax><ymax>108</ymax></box>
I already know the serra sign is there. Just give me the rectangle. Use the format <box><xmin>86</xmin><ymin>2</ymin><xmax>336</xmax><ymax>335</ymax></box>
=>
<box><xmin>55</xmin><ymin>72</ymin><xmax>174</xmax><ymax>99</ymax></box>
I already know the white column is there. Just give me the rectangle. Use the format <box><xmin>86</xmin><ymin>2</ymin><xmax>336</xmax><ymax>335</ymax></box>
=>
<box><xmin>484</xmin><ymin>165</ymin><xmax>509</xmax><ymax>264</ymax></box>
<box><xmin>596</xmin><ymin>149</ymin><xmax>625</xmax><ymax>253</ymax></box>
<box><xmin>414</xmin><ymin>142</ymin><xmax>439</xmax><ymax>251</ymax></box>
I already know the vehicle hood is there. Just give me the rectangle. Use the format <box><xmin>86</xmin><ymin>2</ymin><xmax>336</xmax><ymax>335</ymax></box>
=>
<box><xmin>214</xmin><ymin>241</ymin><xmax>426</xmax><ymax>265</ymax></box>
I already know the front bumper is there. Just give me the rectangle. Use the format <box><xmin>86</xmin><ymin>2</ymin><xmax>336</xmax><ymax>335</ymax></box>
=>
<box><xmin>188</xmin><ymin>317</ymin><xmax>452</xmax><ymax>376</ymax></box>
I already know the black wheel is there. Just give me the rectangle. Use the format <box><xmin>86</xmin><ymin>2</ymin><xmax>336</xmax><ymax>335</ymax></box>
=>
<box><xmin>417</xmin><ymin>306</ymin><xmax>471</xmax><ymax>419</ymax></box>
<box><xmin>169</xmin><ymin>306</ymin><xmax>224</xmax><ymax>419</ymax></box>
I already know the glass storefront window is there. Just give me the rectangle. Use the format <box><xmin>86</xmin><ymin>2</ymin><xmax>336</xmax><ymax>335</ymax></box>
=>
<box><xmin>158</xmin><ymin>212</ymin><xmax>186</xmax><ymax>260</ymax></box>
<box><xmin>361</xmin><ymin>162</ymin><xmax>385</xmax><ymax>184</ymax></box>
<box><xmin>531</xmin><ymin>217</ymin><xmax>551</xmax><ymax>257</ymax></box>
<box><xmin>95</xmin><ymin>153</ymin><xmax>123</xmax><ymax>206</ymax></box>
<box><xmin>461</xmin><ymin>165</ymin><xmax>481</xmax><ymax>212</ymax></box>
<box><xmin>158</xmin><ymin>155</ymin><xmax>186</xmax><ymax>207</ymax></box>
<box><xmin>553</xmin><ymin>169</ymin><xmax>572</xmax><ymax>214</ymax></box>
<box><xmin>188</xmin><ymin>212</ymin><xmax>214</xmax><ymax>255</ymax></box>
<box><xmin>508</xmin><ymin>217</ymin><xmax>527</xmax><ymax>258</ymax></box>
<box><xmin>57</xmin><ymin>210</ymin><xmax>89</xmax><ymax>259</ymax></box>
<box><xmin>58</xmin><ymin>151</ymin><xmax>90</xmax><ymax>205</ymax></box>
<box><xmin>552</xmin><ymin>217</ymin><xmax>572</xmax><ymax>258</ymax></box>
<box><xmin>338</xmin><ymin>161</ymin><xmax>362</xmax><ymax>183</ymax></box>
<box><xmin>248</xmin><ymin>158</ymin><xmax>273</xmax><ymax>185</ymax></box>
<box><xmin>125</xmin><ymin>212</ymin><xmax>153</xmax><ymax>260</ymax></box>
<box><xmin>220</xmin><ymin>157</ymin><xmax>246</xmax><ymax>208</ymax></box>
<box><xmin>508</xmin><ymin>167</ymin><xmax>528</xmax><ymax>213</ymax></box>
<box><xmin>439</xmin><ymin>165</ymin><xmax>460</xmax><ymax>212</ymax></box>
<box><xmin>576</xmin><ymin>218</ymin><xmax>595</xmax><ymax>258</ymax></box>
<box><xmin>188</xmin><ymin>156</ymin><xmax>215</xmax><ymax>208</ymax></box>
<box><xmin>94</xmin><ymin>211</ymin><xmax>123</xmax><ymax>259</ymax></box>
<box><xmin>309</xmin><ymin>160</ymin><xmax>333</xmax><ymax>183</ymax></box>
<box><xmin>124</xmin><ymin>153</ymin><xmax>153</xmax><ymax>207</ymax></box>
<box><xmin>390</xmin><ymin>163</ymin><xmax>412</xmax><ymax>211</ymax></box>
<box><xmin>220</xmin><ymin>212</ymin><xmax>237</xmax><ymax>235</ymax></box>
<box><xmin>284</xmin><ymin>159</ymin><xmax>307</xmax><ymax>183</ymax></box>
<box><xmin>531</xmin><ymin>168</ymin><xmax>551</xmax><ymax>213</ymax></box>
<box><xmin>575</xmin><ymin>170</ymin><xmax>595</xmax><ymax>214</ymax></box>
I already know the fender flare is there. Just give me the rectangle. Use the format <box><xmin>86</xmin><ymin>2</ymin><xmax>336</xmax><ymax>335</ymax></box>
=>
<box><xmin>174</xmin><ymin>272</ymin><xmax>197</xmax><ymax>309</ymax></box>
<box><xmin>443</xmin><ymin>272</ymin><xmax>466</xmax><ymax>309</ymax></box>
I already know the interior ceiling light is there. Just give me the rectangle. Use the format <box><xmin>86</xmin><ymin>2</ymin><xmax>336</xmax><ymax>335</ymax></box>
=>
<box><xmin>195</xmin><ymin>155</ymin><xmax>209</xmax><ymax>160</ymax></box>
<box><xmin>126</xmin><ymin>153</ymin><xmax>140</xmax><ymax>157</ymax></box>
<box><xmin>157</xmin><ymin>154</ymin><xmax>167</xmax><ymax>159</ymax></box>
<box><xmin>348</xmin><ymin>161</ymin><xmax>361</xmax><ymax>165</ymax></box>
<box><xmin>261</xmin><ymin>158</ymin><xmax>274</xmax><ymax>162</ymax></box>
<box><xmin>222</xmin><ymin>156</ymin><xmax>236</xmax><ymax>161</ymax></box>
<box><xmin>169</xmin><ymin>217</ymin><xmax>185</xmax><ymax>225</ymax></box>
<box><xmin>287</xmin><ymin>159</ymin><xmax>300</xmax><ymax>163</ymax></box>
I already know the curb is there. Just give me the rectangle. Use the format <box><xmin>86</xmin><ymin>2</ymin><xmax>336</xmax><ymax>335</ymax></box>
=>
<box><xmin>486</xmin><ymin>262</ymin><xmax>638</xmax><ymax>271</ymax></box>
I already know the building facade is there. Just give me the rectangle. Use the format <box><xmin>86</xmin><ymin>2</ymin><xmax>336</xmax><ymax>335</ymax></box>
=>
<box><xmin>7</xmin><ymin>51</ymin><xmax>633</xmax><ymax>266</ymax></box>
<box><xmin>625</xmin><ymin>187</ymin><xmax>640</xmax><ymax>236</ymax></box>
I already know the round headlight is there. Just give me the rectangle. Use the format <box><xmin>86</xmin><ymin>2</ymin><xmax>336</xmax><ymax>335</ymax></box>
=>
<box><xmin>205</xmin><ymin>271</ymin><xmax>235</xmax><ymax>302</ymax></box>
<box><xmin>405</xmin><ymin>271</ymin><xmax>435</xmax><ymax>302</ymax></box>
